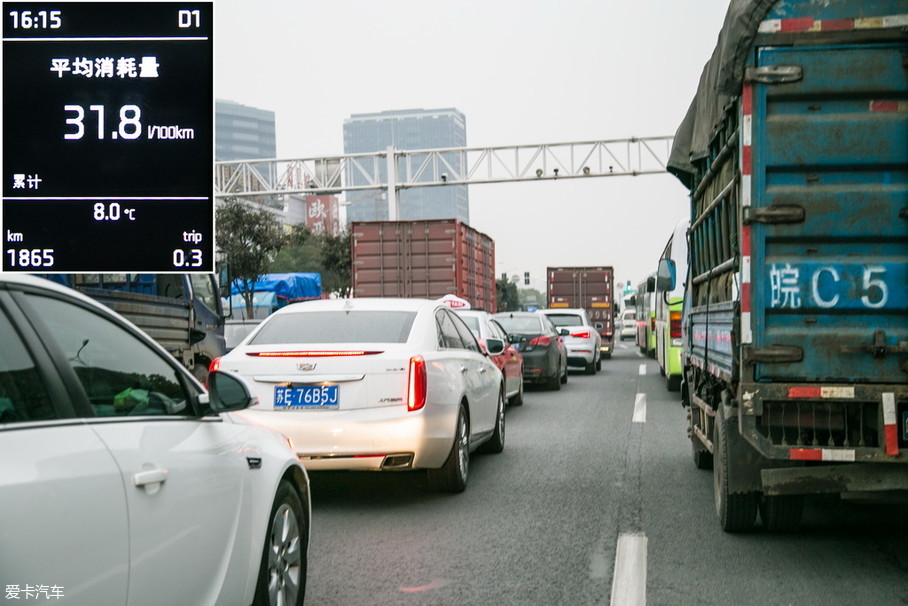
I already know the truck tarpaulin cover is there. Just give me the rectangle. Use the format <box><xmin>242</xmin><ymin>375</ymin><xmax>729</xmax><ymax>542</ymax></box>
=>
<box><xmin>667</xmin><ymin>0</ymin><xmax>778</xmax><ymax>188</ymax></box>
<box><xmin>230</xmin><ymin>272</ymin><xmax>322</xmax><ymax>303</ymax></box>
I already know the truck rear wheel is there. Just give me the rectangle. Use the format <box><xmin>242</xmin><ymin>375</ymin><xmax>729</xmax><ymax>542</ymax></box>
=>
<box><xmin>759</xmin><ymin>494</ymin><xmax>804</xmax><ymax>533</ymax></box>
<box><xmin>714</xmin><ymin>404</ymin><xmax>758</xmax><ymax>532</ymax></box>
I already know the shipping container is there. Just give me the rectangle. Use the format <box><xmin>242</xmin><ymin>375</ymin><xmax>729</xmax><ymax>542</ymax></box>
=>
<box><xmin>666</xmin><ymin>0</ymin><xmax>907</xmax><ymax>532</ymax></box>
<box><xmin>546</xmin><ymin>266</ymin><xmax>615</xmax><ymax>358</ymax></box>
<box><xmin>351</xmin><ymin>219</ymin><xmax>496</xmax><ymax>312</ymax></box>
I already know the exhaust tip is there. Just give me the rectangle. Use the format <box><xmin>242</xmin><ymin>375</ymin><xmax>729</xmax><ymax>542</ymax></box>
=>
<box><xmin>382</xmin><ymin>453</ymin><xmax>414</xmax><ymax>470</ymax></box>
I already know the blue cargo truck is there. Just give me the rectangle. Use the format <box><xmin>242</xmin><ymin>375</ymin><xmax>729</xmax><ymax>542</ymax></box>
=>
<box><xmin>665</xmin><ymin>0</ymin><xmax>907</xmax><ymax>532</ymax></box>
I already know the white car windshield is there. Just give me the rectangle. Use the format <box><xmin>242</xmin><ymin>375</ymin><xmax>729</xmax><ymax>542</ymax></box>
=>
<box><xmin>251</xmin><ymin>311</ymin><xmax>417</xmax><ymax>344</ymax></box>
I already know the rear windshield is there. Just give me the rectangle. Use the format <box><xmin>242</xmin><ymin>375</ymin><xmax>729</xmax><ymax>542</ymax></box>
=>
<box><xmin>250</xmin><ymin>311</ymin><xmax>417</xmax><ymax>344</ymax></box>
<box><xmin>495</xmin><ymin>316</ymin><xmax>542</xmax><ymax>333</ymax></box>
<box><xmin>545</xmin><ymin>314</ymin><xmax>583</xmax><ymax>327</ymax></box>
<box><xmin>623</xmin><ymin>310</ymin><xmax>636</xmax><ymax>320</ymax></box>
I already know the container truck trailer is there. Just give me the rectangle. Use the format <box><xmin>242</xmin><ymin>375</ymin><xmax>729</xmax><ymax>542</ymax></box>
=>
<box><xmin>666</xmin><ymin>0</ymin><xmax>907</xmax><ymax>532</ymax></box>
<box><xmin>546</xmin><ymin>266</ymin><xmax>615</xmax><ymax>358</ymax></box>
<box><xmin>351</xmin><ymin>219</ymin><xmax>496</xmax><ymax>312</ymax></box>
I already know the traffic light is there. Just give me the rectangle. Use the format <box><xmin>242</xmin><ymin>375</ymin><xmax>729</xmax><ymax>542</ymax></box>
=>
<box><xmin>524</xmin><ymin>272</ymin><xmax>530</xmax><ymax>285</ymax></box>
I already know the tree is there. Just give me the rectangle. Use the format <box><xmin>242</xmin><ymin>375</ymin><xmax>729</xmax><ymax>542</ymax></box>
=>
<box><xmin>269</xmin><ymin>225</ymin><xmax>352</xmax><ymax>297</ymax></box>
<box><xmin>497</xmin><ymin>276</ymin><xmax>520</xmax><ymax>311</ymax></box>
<box><xmin>216</xmin><ymin>199</ymin><xmax>284</xmax><ymax>317</ymax></box>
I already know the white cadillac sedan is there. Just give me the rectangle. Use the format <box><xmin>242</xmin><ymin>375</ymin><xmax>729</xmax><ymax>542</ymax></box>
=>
<box><xmin>0</xmin><ymin>274</ymin><xmax>310</xmax><ymax>606</ymax></box>
<box><xmin>213</xmin><ymin>297</ymin><xmax>506</xmax><ymax>492</ymax></box>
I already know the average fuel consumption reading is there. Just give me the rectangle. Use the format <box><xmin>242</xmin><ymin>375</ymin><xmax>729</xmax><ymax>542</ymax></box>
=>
<box><xmin>64</xmin><ymin>105</ymin><xmax>195</xmax><ymax>140</ymax></box>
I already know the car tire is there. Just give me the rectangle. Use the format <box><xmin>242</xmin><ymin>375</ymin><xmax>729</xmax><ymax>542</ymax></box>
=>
<box><xmin>480</xmin><ymin>389</ymin><xmax>506</xmax><ymax>454</ymax></box>
<box><xmin>428</xmin><ymin>404</ymin><xmax>469</xmax><ymax>492</ymax></box>
<box><xmin>510</xmin><ymin>376</ymin><xmax>524</xmax><ymax>406</ymax></box>
<box><xmin>560</xmin><ymin>361</ymin><xmax>568</xmax><ymax>384</ymax></box>
<box><xmin>584</xmin><ymin>359</ymin><xmax>596</xmax><ymax>375</ymax></box>
<box><xmin>595</xmin><ymin>356</ymin><xmax>602</xmax><ymax>371</ymax></box>
<box><xmin>548</xmin><ymin>371</ymin><xmax>561</xmax><ymax>391</ymax></box>
<box><xmin>253</xmin><ymin>481</ymin><xmax>307</xmax><ymax>606</ymax></box>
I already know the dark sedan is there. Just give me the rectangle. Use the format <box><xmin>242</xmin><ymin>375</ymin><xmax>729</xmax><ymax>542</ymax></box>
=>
<box><xmin>493</xmin><ymin>311</ymin><xmax>567</xmax><ymax>391</ymax></box>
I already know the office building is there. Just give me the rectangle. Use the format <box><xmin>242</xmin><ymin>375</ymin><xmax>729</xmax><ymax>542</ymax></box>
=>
<box><xmin>215</xmin><ymin>99</ymin><xmax>277</xmax><ymax>161</ymax></box>
<box><xmin>343</xmin><ymin>108</ymin><xmax>469</xmax><ymax>223</ymax></box>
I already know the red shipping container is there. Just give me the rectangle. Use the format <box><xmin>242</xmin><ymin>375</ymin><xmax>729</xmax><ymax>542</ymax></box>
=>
<box><xmin>351</xmin><ymin>219</ymin><xmax>496</xmax><ymax>312</ymax></box>
<box><xmin>547</xmin><ymin>266</ymin><xmax>615</xmax><ymax>355</ymax></box>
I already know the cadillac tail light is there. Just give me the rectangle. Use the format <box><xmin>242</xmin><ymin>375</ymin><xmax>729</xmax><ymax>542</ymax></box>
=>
<box><xmin>407</xmin><ymin>355</ymin><xmax>427</xmax><ymax>412</ymax></box>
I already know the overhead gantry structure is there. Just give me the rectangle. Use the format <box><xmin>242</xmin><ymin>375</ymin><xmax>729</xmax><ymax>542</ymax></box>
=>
<box><xmin>214</xmin><ymin>136</ymin><xmax>674</xmax><ymax>220</ymax></box>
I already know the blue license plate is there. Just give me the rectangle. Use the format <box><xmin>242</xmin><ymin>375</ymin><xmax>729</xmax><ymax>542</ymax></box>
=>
<box><xmin>274</xmin><ymin>385</ymin><xmax>339</xmax><ymax>408</ymax></box>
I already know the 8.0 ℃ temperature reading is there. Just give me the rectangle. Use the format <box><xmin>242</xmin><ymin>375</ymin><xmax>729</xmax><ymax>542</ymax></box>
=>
<box><xmin>94</xmin><ymin>202</ymin><xmax>136</xmax><ymax>221</ymax></box>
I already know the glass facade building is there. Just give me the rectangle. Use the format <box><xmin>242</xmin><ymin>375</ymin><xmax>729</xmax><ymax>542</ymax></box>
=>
<box><xmin>215</xmin><ymin>99</ymin><xmax>276</xmax><ymax>161</ymax></box>
<box><xmin>343</xmin><ymin>108</ymin><xmax>469</xmax><ymax>223</ymax></box>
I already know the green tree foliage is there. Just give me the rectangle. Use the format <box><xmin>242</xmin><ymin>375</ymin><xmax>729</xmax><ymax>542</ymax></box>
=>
<box><xmin>269</xmin><ymin>224</ymin><xmax>352</xmax><ymax>297</ymax></box>
<box><xmin>497</xmin><ymin>276</ymin><xmax>520</xmax><ymax>311</ymax></box>
<box><xmin>216</xmin><ymin>199</ymin><xmax>284</xmax><ymax>316</ymax></box>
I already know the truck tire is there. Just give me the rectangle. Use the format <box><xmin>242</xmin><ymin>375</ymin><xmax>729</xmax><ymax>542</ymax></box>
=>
<box><xmin>688</xmin><ymin>404</ymin><xmax>713</xmax><ymax>469</ymax></box>
<box><xmin>666</xmin><ymin>374</ymin><xmax>681</xmax><ymax>392</ymax></box>
<box><xmin>714</xmin><ymin>404</ymin><xmax>758</xmax><ymax>532</ymax></box>
<box><xmin>759</xmin><ymin>494</ymin><xmax>804</xmax><ymax>533</ymax></box>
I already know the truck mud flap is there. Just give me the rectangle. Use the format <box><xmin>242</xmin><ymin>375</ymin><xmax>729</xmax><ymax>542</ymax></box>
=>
<box><xmin>762</xmin><ymin>463</ymin><xmax>908</xmax><ymax>496</ymax></box>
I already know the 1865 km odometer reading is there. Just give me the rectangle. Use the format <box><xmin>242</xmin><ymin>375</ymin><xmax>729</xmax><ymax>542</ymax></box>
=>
<box><xmin>3</xmin><ymin>2</ymin><xmax>213</xmax><ymax>272</ymax></box>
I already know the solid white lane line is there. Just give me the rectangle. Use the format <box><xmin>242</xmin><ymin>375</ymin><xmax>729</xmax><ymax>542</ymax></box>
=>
<box><xmin>610</xmin><ymin>533</ymin><xmax>647</xmax><ymax>606</ymax></box>
<box><xmin>638</xmin><ymin>364</ymin><xmax>646</xmax><ymax>375</ymax></box>
<box><xmin>632</xmin><ymin>393</ymin><xmax>646</xmax><ymax>423</ymax></box>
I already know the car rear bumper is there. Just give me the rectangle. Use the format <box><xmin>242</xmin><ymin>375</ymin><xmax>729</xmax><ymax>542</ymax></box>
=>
<box><xmin>238</xmin><ymin>403</ymin><xmax>458</xmax><ymax>471</ymax></box>
<box><xmin>521</xmin><ymin>349</ymin><xmax>559</xmax><ymax>383</ymax></box>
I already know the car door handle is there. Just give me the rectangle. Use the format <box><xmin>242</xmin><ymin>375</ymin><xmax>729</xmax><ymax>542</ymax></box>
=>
<box><xmin>134</xmin><ymin>468</ymin><xmax>168</xmax><ymax>487</ymax></box>
<box><xmin>460</xmin><ymin>366</ymin><xmax>468</xmax><ymax>374</ymax></box>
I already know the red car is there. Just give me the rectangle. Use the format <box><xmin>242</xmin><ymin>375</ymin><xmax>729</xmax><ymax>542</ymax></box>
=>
<box><xmin>456</xmin><ymin>310</ymin><xmax>525</xmax><ymax>406</ymax></box>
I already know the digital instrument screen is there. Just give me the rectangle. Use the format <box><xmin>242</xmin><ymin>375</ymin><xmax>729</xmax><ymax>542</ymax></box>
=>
<box><xmin>2</xmin><ymin>2</ymin><xmax>213</xmax><ymax>272</ymax></box>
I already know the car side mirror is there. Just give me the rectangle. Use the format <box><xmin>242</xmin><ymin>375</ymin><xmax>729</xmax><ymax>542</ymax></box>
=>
<box><xmin>559</xmin><ymin>328</ymin><xmax>570</xmax><ymax>336</ymax></box>
<box><xmin>204</xmin><ymin>370</ymin><xmax>257</xmax><ymax>414</ymax></box>
<box><xmin>507</xmin><ymin>333</ymin><xmax>521</xmax><ymax>344</ymax></box>
<box><xmin>485</xmin><ymin>338</ymin><xmax>506</xmax><ymax>355</ymax></box>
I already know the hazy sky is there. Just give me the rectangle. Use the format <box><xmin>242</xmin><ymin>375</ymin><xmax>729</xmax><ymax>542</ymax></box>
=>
<box><xmin>215</xmin><ymin>0</ymin><xmax>731</xmax><ymax>294</ymax></box>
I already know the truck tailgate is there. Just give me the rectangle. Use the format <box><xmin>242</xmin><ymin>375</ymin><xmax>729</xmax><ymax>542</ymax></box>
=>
<box><xmin>750</xmin><ymin>44</ymin><xmax>908</xmax><ymax>384</ymax></box>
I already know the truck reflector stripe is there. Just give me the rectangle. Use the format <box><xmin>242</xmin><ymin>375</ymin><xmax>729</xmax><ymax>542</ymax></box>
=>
<box><xmin>760</xmin><ymin>14</ymin><xmax>908</xmax><ymax>34</ymax></box>
<box><xmin>790</xmin><ymin>448</ymin><xmax>855</xmax><ymax>462</ymax></box>
<box><xmin>787</xmin><ymin>386</ymin><xmax>855</xmax><ymax>399</ymax></box>
<box><xmin>870</xmin><ymin>100</ymin><xmax>908</xmax><ymax>112</ymax></box>
<box><xmin>883</xmin><ymin>393</ymin><xmax>899</xmax><ymax>456</ymax></box>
